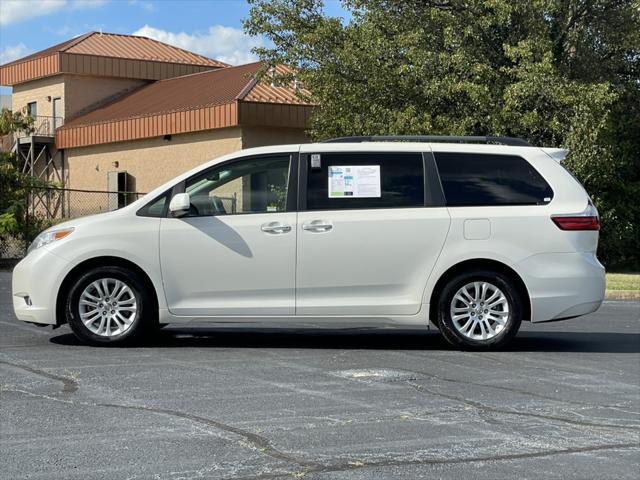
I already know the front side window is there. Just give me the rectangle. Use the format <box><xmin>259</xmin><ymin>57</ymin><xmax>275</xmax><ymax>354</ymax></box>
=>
<box><xmin>306</xmin><ymin>153</ymin><xmax>424</xmax><ymax>210</ymax></box>
<box><xmin>184</xmin><ymin>155</ymin><xmax>291</xmax><ymax>216</ymax></box>
<box><xmin>137</xmin><ymin>192</ymin><xmax>169</xmax><ymax>217</ymax></box>
<box><xmin>435</xmin><ymin>153</ymin><xmax>553</xmax><ymax>206</ymax></box>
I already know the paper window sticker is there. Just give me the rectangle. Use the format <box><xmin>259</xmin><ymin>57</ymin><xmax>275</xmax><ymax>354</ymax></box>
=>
<box><xmin>327</xmin><ymin>165</ymin><xmax>381</xmax><ymax>198</ymax></box>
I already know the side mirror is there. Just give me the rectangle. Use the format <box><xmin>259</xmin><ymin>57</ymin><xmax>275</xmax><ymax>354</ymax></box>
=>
<box><xmin>169</xmin><ymin>193</ymin><xmax>191</xmax><ymax>217</ymax></box>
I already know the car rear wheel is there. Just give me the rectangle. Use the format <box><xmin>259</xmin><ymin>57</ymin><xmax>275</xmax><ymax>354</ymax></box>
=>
<box><xmin>66</xmin><ymin>266</ymin><xmax>154</xmax><ymax>346</ymax></box>
<box><xmin>437</xmin><ymin>270</ymin><xmax>523</xmax><ymax>350</ymax></box>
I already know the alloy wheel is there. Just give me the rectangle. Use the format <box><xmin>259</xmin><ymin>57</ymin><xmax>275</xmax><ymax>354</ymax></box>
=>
<box><xmin>78</xmin><ymin>278</ymin><xmax>138</xmax><ymax>337</ymax></box>
<box><xmin>450</xmin><ymin>281</ymin><xmax>510</xmax><ymax>341</ymax></box>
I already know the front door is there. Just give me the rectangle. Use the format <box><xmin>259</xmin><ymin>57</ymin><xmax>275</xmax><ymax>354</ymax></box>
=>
<box><xmin>296</xmin><ymin>150</ymin><xmax>451</xmax><ymax>316</ymax></box>
<box><xmin>52</xmin><ymin>97</ymin><xmax>62</xmax><ymax>130</ymax></box>
<box><xmin>160</xmin><ymin>153</ymin><xmax>297</xmax><ymax>316</ymax></box>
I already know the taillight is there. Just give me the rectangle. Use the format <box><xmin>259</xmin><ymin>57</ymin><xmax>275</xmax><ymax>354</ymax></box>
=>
<box><xmin>552</xmin><ymin>200</ymin><xmax>600</xmax><ymax>231</ymax></box>
<box><xmin>552</xmin><ymin>216</ymin><xmax>600</xmax><ymax>230</ymax></box>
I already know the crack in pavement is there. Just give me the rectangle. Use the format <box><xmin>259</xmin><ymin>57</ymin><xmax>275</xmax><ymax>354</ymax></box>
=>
<box><xmin>0</xmin><ymin>386</ymin><xmax>322</xmax><ymax>470</ymax></box>
<box><xmin>3</xmin><ymin>356</ymin><xmax>639</xmax><ymax>479</ymax></box>
<box><xmin>5</xmin><ymin>385</ymin><xmax>640</xmax><ymax>480</ymax></box>
<box><xmin>391</xmin><ymin>350</ymin><xmax>637</xmax><ymax>410</ymax></box>
<box><xmin>0</xmin><ymin>357</ymin><xmax>319</xmax><ymax>468</ymax></box>
<box><xmin>97</xmin><ymin>403</ymin><xmax>323</xmax><ymax>469</ymax></box>
<box><xmin>258</xmin><ymin>354</ymin><xmax>640</xmax><ymax>429</ymax></box>
<box><xmin>3</xmin><ymin>376</ymin><xmax>640</xmax><ymax>479</ymax></box>
<box><xmin>407</xmin><ymin>362</ymin><xmax>616</xmax><ymax>407</ymax></box>
<box><xmin>405</xmin><ymin>381</ymin><xmax>640</xmax><ymax>432</ymax></box>
<box><xmin>5</xmin><ymin>381</ymin><xmax>639</xmax><ymax>480</ymax></box>
<box><xmin>263</xmin><ymin>350</ymin><xmax>638</xmax><ymax>419</ymax></box>
<box><xmin>225</xmin><ymin>442</ymin><xmax>640</xmax><ymax>480</ymax></box>
<box><xmin>0</xmin><ymin>359</ymin><xmax>78</xmax><ymax>394</ymax></box>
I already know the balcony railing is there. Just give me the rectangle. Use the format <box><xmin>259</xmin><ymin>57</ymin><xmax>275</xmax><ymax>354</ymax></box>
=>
<box><xmin>20</xmin><ymin>115</ymin><xmax>65</xmax><ymax>137</ymax></box>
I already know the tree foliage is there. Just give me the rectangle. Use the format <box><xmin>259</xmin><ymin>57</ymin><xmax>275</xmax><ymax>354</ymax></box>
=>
<box><xmin>0</xmin><ymin>151</ymin><xmax>31</xmax><ymax>238</ymax></box>
<box><xmin>245</xmin><ymin>0</ymin><xmax>640</xmax><ymax>269</ymax></box>
<box><xmin>0</xmin><ymin>109</ymin><xmax>50</xmax><ymax>251</ymax></box>
<box><xmin>0</xmin><ymin>108</ymin><xmax>34</xmax><ymax>136</ymax></box>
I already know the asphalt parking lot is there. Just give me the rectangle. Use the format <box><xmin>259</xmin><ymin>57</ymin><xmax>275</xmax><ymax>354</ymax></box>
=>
<box><xmin>1</xmin><ymin>270</ymin><xmax>639</xmax><ymax>479</ymax></box>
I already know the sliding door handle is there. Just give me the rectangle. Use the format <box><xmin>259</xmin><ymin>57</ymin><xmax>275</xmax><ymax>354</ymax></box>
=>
<box><xmin>302</xmin><ymin>220</ymin><xmax>333</xmax><ymax>233</ymax></box>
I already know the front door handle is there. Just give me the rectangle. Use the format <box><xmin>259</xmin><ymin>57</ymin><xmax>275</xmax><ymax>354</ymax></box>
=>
<box><xmin>261</xmin><ymin>222</ymin><xmax>292</xmax><ymax>234</ymax></box>
<box><xmin>302</xmin><ymin>220</ymin><xmax>333</xmax><ymax>233</ymax></box>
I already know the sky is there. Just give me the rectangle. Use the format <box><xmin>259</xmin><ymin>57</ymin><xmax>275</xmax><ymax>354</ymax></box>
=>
<box><xmin>0</xmin><ymin>0</ymin><xmax>349</xmax><ymax>94</ymax></box>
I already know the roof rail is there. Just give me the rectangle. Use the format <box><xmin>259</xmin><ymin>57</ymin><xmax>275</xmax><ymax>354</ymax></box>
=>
<box><xmin>321</xmin><ymin>135</ymin><xmax>532</xmax><ymax>147</ymax></box>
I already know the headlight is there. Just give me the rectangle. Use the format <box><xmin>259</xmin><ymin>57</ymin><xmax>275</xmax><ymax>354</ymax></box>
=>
<box><xmin>27</xmin><ymin>228</ymin><xmax>74</xmax><ymax>254</ymax></box>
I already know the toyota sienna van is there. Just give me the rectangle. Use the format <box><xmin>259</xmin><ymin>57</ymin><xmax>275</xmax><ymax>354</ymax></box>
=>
<box><xmin>12</xmin><ymin>136</ymin><xmax>605</xmax><ymax>349</ymax></box>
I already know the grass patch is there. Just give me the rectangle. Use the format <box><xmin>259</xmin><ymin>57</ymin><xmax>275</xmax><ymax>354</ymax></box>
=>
<box><xmin>606</xmin><ymin>273</ymin><xmax>640</xmax><ymax>300</ymax></box>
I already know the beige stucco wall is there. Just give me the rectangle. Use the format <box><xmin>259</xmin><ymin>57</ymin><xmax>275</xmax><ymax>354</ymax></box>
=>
<box><xmin>241</xmin><ymin>126</ymin><xmax>310</xmax><ymax>149</ymax></box>
<box><xmin>65</xmin><ymin>127</ymin><xmax>244</xmax><ymax>193</ymax></box>
<box><xmin>12</xmin><ymin>75</ymin><xmax>65</xmax><ymax>118</ymax></box>
<box><xmin>11</xmin><ymin>74</ymin><xmax>147</xmax><ymax>121</ymax></box>
<box><xmin>65</xmin><ymin>125</ymin><xmax>309</xmax><ymax>194</ymax></box>
<box><xmin>63</xmin><ymin>75</ymin><xmax>147</xmax><ymax>120</ymax></box>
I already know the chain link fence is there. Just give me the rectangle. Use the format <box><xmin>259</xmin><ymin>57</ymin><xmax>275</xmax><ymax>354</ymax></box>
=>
<box><xmin>0</xmin><ymin>187</ymin><xmax>145</xmax><ymax>260</ymax></box>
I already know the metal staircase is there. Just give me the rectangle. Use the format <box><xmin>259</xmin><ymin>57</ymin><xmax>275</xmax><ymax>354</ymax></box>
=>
<box><xmin>11</xmin><ymin>116</ymin><xmax>66</xmax><ymax>219</ymax></box>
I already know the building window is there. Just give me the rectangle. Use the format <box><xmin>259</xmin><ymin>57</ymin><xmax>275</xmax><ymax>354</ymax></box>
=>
<box><xmin>306</xmin><ymin>152</ymin><xmax>425</xmax><ymax>211</ymax></box>
<box><xmin>434</xmin><ymin>153</ymin><xmax>554</xmax><ymax>206</ymax></box>
<box><xmin>184</xmin><ymin>155</ymin><xmax>291</xmax><ymax>216</ymax></box>
<box><xmin>26</xmin><ymin>102</ymin><xmax>37</xmax><ymax>117</ymax></box>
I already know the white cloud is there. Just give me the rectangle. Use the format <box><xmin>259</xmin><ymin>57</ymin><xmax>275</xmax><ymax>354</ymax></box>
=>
<box><xmin>132</xmin><ymin>25</ymin><xmax>264</xmax><ymax>66</ymax></box>
<box><xmin>0</xmin><ymin>0</ymin><xmax>66</xmax><ymax>26</ymax></box>
<box><xmin>0</xmin><ymin>0</ymin><xmax>107</xmax><ymax>26</ymax></box>
<box><xmin>0</xmin><ymin>43</ymin><xmax>32</xmax><ymax>64</ymax></box>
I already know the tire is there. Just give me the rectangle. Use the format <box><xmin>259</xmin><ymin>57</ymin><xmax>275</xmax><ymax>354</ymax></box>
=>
<box><xmin>66</xmin><ymin>266</ymin><xmax>155</xmax><ymax>346</ymax></box>
<box><xmin>437</xmin><ymin>270</ymin><xmax>523</xmax><ymax>350</ymax></box>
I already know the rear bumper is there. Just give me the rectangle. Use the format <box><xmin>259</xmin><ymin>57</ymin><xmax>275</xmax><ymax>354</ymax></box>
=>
<box><xmin>517</xmin><ymin>252</ymin><xmax>605</xmax><ymax>322</ymax></box>
<box><xmin>12</xmin><ymin>248</ymin><xmax>69</xmax><ymax>325</ymax></box>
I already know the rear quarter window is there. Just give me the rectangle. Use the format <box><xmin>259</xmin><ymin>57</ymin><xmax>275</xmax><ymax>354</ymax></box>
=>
<box><xmin>434</xmin><ymin>153</ymin><xmax>553</xmax><ymax>206</ymax></box>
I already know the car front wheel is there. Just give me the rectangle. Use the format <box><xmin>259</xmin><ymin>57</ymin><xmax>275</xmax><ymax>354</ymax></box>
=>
<box><xmin>437</xmin><ymin>270</ymin><xmax>523</xmax><ymax>350</ymax></box>
<box><xmin>66</xmin><ymin>266</ymin><xmax>154</xmax><ymax>346</ymax></box>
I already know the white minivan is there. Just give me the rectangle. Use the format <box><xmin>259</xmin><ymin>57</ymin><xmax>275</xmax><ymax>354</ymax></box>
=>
<box><xmin>12</xmin><ymin>136</ymin><xmax>605</xmax><ymax>349</ymax></box>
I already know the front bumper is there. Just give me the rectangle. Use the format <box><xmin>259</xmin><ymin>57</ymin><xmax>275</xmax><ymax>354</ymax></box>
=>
<box><xmin>12</xmin><ymin>247</ymin><xmax>70</xmax><ymax>325</ymax></box>
<box><xmin>517</xmin><ymin>252</ymin><xmax>605</xmax><ymax>322</ymax></box>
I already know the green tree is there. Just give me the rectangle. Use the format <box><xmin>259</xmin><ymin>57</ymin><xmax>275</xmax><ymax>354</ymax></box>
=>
<box><xmin>0</xmin><ymin>108</ymin><xmax>34</xmax><ymax>135</ymax></box>
<box><xmin>245</xmin><ymin>0</ymin><xmax>640</xmax><ymax>269</ymax></box>
<box><xmin>0</xmin><ymin>108</ymin><xmax>49</xmax><ymax>254</ymax></box>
